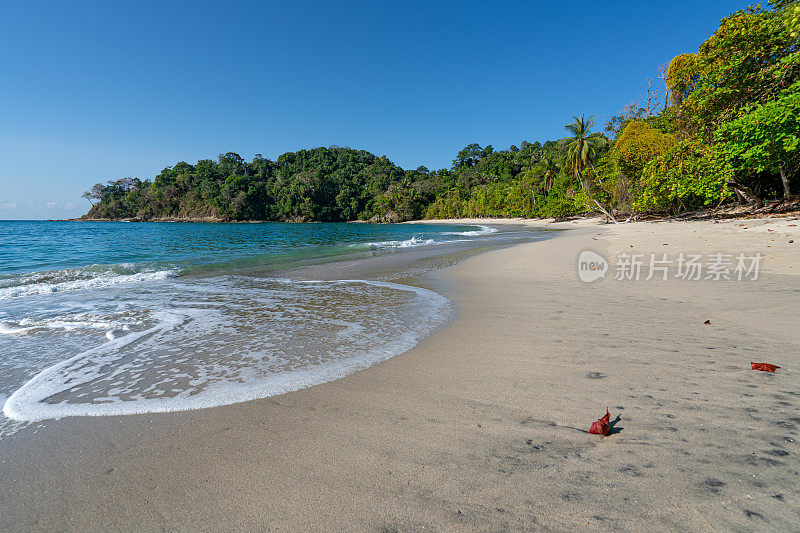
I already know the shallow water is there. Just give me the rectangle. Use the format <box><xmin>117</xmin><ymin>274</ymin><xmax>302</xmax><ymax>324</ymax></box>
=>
<box><xmin>0</xmin><ymin>220</ymin><xmax>539</xmax><ymax>439</ymax></box>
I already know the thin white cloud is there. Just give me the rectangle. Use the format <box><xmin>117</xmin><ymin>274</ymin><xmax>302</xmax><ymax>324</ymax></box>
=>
<box><xmin>0</xmin><ymin>198</ymin><xmax>18</xmax><ymax>210</ymax></box>
<box><xmin>40</xmin><ymin>201</ymin><xmax>81</xmax><ymax>211</ymax></box>
<box><xmin>0</xmin><ymin>198</ymin><xmax>85</xmax><ymax>219</ymax></box>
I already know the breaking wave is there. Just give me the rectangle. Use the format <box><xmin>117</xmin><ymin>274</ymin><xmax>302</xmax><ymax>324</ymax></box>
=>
<box><xmin>2</xmin><ymin>277</ymin><xmax>453</xmax><ymax>424</ymax></box>
<box><xmin>443</xmin><ymin>225</ymin><xmax>498</xmax><ymax>237</ymax></box>
<box><xmin>0</xmin><ymin>265</ymin><xmax>177</xmax><ymax>300</ymax></box>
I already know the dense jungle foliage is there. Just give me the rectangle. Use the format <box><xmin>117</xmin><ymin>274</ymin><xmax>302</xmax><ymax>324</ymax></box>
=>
<box><xmin>84</xmin><ymin>2</ymin><xmax>800</xmax><ymax>222</ymax></box>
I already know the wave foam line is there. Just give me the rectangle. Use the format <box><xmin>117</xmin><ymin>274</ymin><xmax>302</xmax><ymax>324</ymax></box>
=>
<box><xmin>2</xmin><ymin>280</ymin><xmax>453</xmax><ymax>422</ymax></box>
<box><xmin>443</xmin><ymin>225</ymin><xmax>497</xmax><ymax>237</ymax></box>
<box><xmin>362</xmin><ymin>236</ymin><xmax>437</xmax><ymax>249</ymax></box>
<box><xmin>0</xmin><ymin>323</ymin><xmax>35</xmax><ymax>335</ymax></box>
<box><xmin>0</xmin><ymin>269</ymin><xmax>178</xmax><ymax>300</ymax></box>
<box><xmin>2</xmin><ymin>311</ymin><xmax>187</xmax><ymax>421</ymax></box>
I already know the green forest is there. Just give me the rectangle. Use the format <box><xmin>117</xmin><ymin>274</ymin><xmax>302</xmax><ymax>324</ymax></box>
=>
<box><xmin>84</xmin><ymin>2</ymin><xmax>800</xmax><ymax>223</ymax></box>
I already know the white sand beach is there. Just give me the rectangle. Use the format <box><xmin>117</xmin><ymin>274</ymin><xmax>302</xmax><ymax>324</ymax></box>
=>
<box><xmin>1</xmin><ymin>217</ymin><xmax>799</xmax><ymax>531</ymax></box>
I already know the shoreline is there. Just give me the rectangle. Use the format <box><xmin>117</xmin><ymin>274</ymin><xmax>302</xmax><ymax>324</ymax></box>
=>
<box><xmin>1</xmin><ymin>218</ymin><xmax>799</xmax><ymax>530</ymax></box>
<box><xmin>0</xmin><ymin>224</ymin><xmax>545</xmax><ymax>437</ymax></box>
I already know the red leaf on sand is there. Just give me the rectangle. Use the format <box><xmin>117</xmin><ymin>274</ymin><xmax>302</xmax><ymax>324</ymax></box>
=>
<box><xmin>589</xmin><ymin>409</ymin><xmax>611</xmax><ymax>436</ymax></box>
<box><xmin>752</xmin><ymin>362</ymin><xmax>779</xmax><ymax>372</ymax></box>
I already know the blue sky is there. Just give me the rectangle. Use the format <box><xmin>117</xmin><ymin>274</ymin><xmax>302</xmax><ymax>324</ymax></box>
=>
<box><xmin>1</xmin><ymin>0</ymin><xmax>742</xmax><ymax>219</ymax></box>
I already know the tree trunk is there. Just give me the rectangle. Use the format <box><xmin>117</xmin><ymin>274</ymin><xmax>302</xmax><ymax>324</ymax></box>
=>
<box><xmin>727</xmin><ymin>180</ymin><xmax>764</xmax><ymax>208</ymax></box>
<box><xmin>575</xmin><ymin>170</ymin><xmax>587</xmax><ymax>192</ymax></box>
<box><xmin>780</xmin><ymin>166</ymin><xmax>791</xmax><ymax>198</ymax></box>
<box><xmin>591</xmin><ymin>198</ymin><xmax>618</xmax><ymax>223</ymax></box>
<box><xmin>582</xmin><ymin>162</ymin><xmax>619</xmax><ymax>223</ymax></box>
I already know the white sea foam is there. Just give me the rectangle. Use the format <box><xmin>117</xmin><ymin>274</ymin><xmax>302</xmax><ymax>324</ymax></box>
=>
<box><xmin>3</xmin><ymin>311</ymin><xmax>187</xmax><ymax>421</ymax></box>
<box><xmin>0</xmin><ymin>269</ymin><xmax>178</xmax><ymax>300</ymax></box>
<box><xmin>0</xmin><ymin>313</ymin><xmax>138</xmax><ymax>336</ymax></box>
<box><xmin>443</xmin><ymin>225</ymin><xmax>498</xmax><ymax>237</ymax></box>
<box><xmin>2</xmin><ymin>277</ymin><xmax>453</xmax><ymax>423</ymax></box>
<box><xmin>363</xmin><ymin>236</ymin><xmax>437</xmax><ymax>249</ymax></box>
<box><xmin>359</xmin><ymin>226</ymin><xmax>496</xmax><ymax>249</ymax></box>
<box><xmin>0</xmin><ymin>323</ymin><xmax>34</xmax><ymax>335</ymax></box>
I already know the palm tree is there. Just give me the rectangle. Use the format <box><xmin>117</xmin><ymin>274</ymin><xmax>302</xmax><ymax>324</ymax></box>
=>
<box><xmin>559</xmin><ymin>115</ymin><xmax>607</xmax><ymax>191</ymax></box>
<box><xmin>540</xmin><ymin>156</ymin><xmax>558</xmax><ymax>194</ymax></box>
<box><xmin>560</xmin><ymin>115</ymin><xmax>617</xmax><ymax>222</ymax></box>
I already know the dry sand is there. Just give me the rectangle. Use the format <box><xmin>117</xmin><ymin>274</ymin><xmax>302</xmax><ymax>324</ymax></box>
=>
<box><xmin>1</xmin><ymin>217</ymin><xmax>799</xmax><ymax>531</ymax></box>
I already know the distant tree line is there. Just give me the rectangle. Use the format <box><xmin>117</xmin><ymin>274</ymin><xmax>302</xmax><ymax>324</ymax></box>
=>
<box><xmin>84</xmin><ymin>2</ymin><xmax>799</xmax><ymax>222</ymax></box>
<box><xmin>84</xmin><ymin>148</ymin><xmax>437</xmax><ymax>222</ymax></box>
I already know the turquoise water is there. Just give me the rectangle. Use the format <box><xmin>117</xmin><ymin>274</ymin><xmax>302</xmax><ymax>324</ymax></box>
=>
<box><xmin>0</xmin><ymin>220</ymin><xmax>497</xmax><ymax>277</ymax></box>
<box><xmin>0</xmin><ymin>220</ymin><xmax>519</xmax><ymax>438</ymax></box>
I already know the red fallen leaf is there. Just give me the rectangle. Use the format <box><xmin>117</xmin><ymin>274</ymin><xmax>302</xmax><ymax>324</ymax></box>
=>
<box><xmin>589</xmin><ymin>409</ymin><xmax>611</xmax><ymax>436</ymax></box>
<box><xmin>751</xmin><ymin>362</ymin><xmax>779</xmax><ymax>372</ymax></box>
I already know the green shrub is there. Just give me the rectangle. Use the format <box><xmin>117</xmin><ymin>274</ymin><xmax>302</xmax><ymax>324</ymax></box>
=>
<box><xmin>637</xmin><ymin>141</ymin><xmax>734</xmax><ymax>212</ymax></box>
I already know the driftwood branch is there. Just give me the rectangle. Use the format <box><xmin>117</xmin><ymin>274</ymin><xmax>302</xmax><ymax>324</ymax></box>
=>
<box><xmin>591</xmin><ymin>198</ymin><xmax>618</xmax><ymax>224</ymax></box>
<box><xmin>727</xmin><ymin>180</ymin><xmax>764</xmax><ymax>209</ymax></box>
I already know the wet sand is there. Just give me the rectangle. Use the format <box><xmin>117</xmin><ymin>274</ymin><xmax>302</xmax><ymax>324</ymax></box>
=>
<box><xmin>1</xmin><ymin>218</ymin><xmax>799</xmax><ymax>531</ymax></box>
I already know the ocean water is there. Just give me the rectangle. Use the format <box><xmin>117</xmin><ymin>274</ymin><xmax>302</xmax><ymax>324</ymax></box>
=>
<box><xmin>0</xmin><ymin>220</ymin><xmax>524</xmax><ymax>439</ymax></box>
